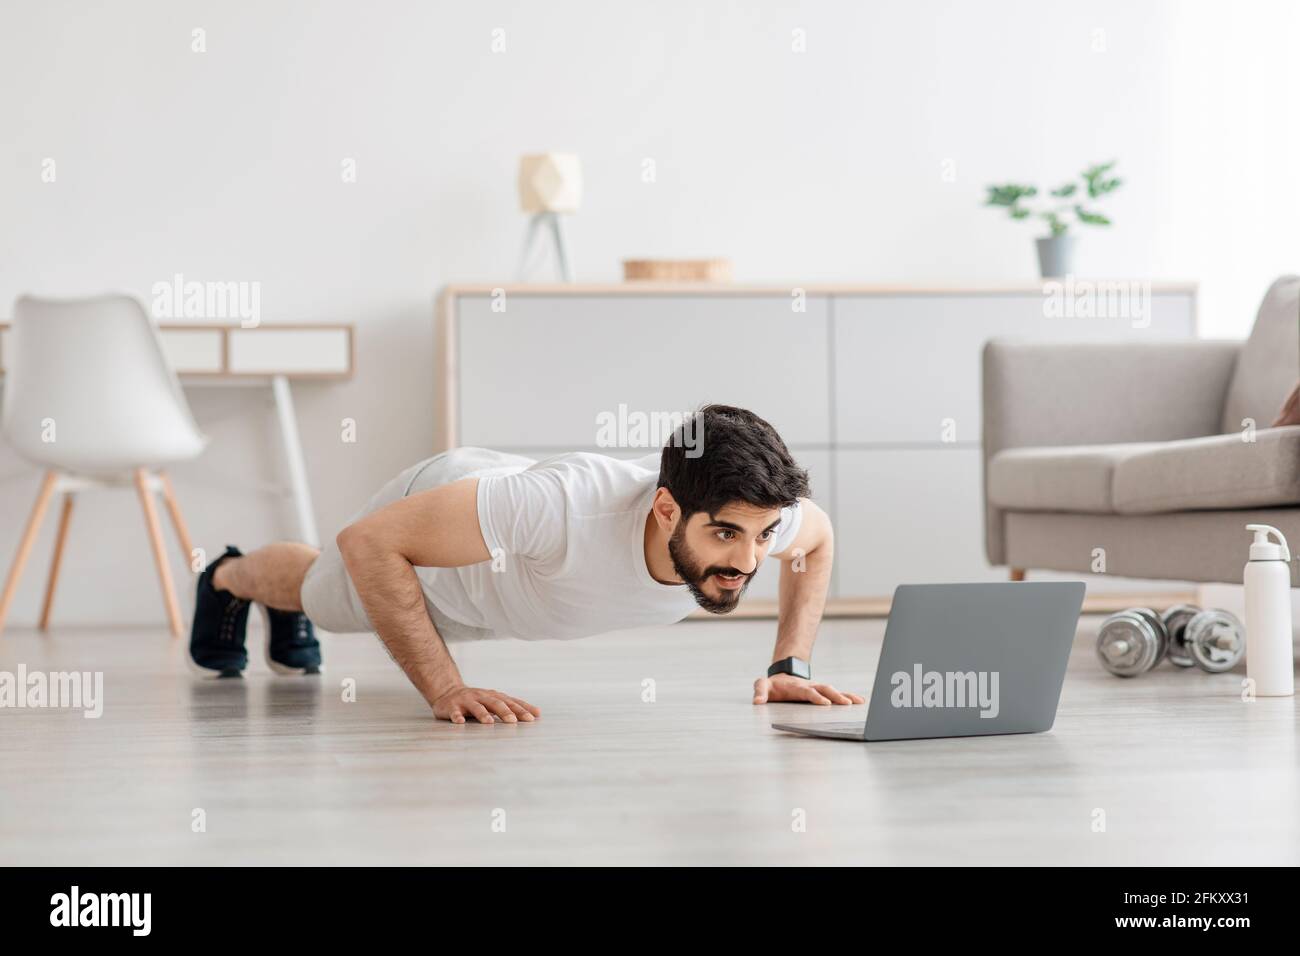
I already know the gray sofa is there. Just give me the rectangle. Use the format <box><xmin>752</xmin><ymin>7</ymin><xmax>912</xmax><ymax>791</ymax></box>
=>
<box><xmin>983</xmin><ymin>276</ymin><xmax>1300</xmax><ymax>585</ymax></box>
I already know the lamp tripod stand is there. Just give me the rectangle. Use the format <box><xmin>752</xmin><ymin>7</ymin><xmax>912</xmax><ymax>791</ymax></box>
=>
<box><xmin>516</xmin><ymin>211</ymin><xmax>572</xmax><ymax>282</ymax></box>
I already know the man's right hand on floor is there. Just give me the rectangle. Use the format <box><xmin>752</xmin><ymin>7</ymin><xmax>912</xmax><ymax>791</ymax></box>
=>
<box><xmin>431</xmin><ymin>685</ymin><xmax>541</xmax><ymax>724</ymax></box>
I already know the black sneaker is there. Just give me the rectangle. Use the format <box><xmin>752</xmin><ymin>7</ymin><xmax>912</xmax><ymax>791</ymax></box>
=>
<box><xmin>259</xmin><ymin>605</ymin><xmax>323</xmax><ymax>675</ymax></box>
<box><xmin>189</xmin><ymin>546</ymin><xmax>250</xmax><ymax>678</ymax></box>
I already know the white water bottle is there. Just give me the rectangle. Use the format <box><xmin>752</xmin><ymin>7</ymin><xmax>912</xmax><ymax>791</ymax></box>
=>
<box><xmin>1244</xmin><ymin>524</ymin><xmax>1295</xmax><ymax>697</ymax></box>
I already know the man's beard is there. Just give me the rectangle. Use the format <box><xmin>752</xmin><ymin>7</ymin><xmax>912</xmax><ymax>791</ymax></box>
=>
<box><xmin>667</xmin><ymin>521</ymin><xmax>755</xmax><ymax>614</ymax></box>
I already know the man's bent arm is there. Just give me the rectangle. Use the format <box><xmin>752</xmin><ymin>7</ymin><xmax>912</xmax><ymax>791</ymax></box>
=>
<box><xmin>336</xmin><ymin>478</ymin><xmax>530</xmax><ymax>720</ymax></box>
<box><xmin>752</xmin><ymin>499</ymin><xmax>862</xmax><ymax>706</ymax></box>
<box><xmin>773</xmin><ymin>498</ymin><xmax>834</xmax><ymax>663</ymax></box>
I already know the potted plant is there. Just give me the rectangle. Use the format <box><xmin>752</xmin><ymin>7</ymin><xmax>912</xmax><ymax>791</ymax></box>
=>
<box><xmin>983</xmin><ymin>161</ymin><xmax>1122</xmax><ymax>278</ymax></box>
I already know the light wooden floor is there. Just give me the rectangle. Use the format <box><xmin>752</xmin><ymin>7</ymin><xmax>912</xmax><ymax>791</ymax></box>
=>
<box><xmin>1</xmin><ymin>615</ymin><xmax>1297</xmax><ymax>866</ymax></box>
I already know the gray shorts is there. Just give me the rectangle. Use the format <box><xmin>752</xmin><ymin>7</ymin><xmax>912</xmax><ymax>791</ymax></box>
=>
<box><xmin>300</xmin><ymin>449</ymin><xmax>532</xmax><ymax>640</ymax></box>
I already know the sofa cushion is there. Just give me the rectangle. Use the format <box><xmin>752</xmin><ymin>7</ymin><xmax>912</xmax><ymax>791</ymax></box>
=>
<box><xmin>1220</xmin><ymin>276</ymin><xmax>1300</xmax><ymax>434</ymax></box>
<box><xmin>1113</xmin><ymin>426</ymin><xmax>1300</xmax><ymax>514</ymax></box>
<box><xmin>988</xmin><ymin>443</ymin><xmax>1163</xmax><ymax>513</ymax></box>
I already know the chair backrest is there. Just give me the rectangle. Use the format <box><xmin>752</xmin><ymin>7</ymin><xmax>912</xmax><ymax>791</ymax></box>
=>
<box><xmin>1221</xmin><ymin>276</ymin><xmax>1300</xmax><ymax>434</ymax></box>
<box><xmin>2</xmin><ymin>294</ymin><xmax>205</xmax><ymax>472</ymax></box>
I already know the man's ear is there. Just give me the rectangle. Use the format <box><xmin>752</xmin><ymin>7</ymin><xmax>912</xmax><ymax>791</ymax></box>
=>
<box><xmin>651</xmin><ymin>487</ymin><xmax>681</xmax><ymax>531</ymax></box>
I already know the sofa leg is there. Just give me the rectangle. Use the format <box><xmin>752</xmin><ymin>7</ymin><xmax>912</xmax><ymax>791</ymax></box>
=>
<box><xmin>1009</xmin><ymin>568</ymin><xmax>1026</xmax><ymax>582</ymax></box>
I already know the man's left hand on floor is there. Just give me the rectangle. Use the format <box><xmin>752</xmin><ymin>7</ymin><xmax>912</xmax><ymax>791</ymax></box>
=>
<box><xmin>752</xmin><ymin>674</ymin><xmax>865</xmax><ymax>706</ymax></box>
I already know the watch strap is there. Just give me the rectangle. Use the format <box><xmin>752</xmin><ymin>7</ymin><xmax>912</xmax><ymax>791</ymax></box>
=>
<box><xmin>767</xmin><ymin>656</ymin><xmax>811</xmax><ymax>680</ymax></box>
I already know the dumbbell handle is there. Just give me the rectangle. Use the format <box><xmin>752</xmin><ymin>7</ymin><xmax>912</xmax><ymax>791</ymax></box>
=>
<box><xmin>1103</xmin><ymin>638</ymin><xmax>1131</xmax><ymax>659</ymax></box>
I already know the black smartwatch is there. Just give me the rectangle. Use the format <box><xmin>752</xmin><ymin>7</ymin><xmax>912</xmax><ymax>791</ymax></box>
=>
<box><xmin>767</xmin><ymin>656</ymin><xmax>811</xmax><ymax>680</ymax></box>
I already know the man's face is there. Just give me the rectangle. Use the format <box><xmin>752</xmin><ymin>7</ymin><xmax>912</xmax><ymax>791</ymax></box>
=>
<box><xmin>668</xmin><ymin>501</ymin><xmax>784</xmax><ymax>613</ymax></box>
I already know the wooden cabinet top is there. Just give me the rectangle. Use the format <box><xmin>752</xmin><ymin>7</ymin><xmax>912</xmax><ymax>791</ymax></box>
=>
<box><xmin>441</xmin><ymin>281</ymin><xmax>1198</xmax><ymax>298</ymax></box>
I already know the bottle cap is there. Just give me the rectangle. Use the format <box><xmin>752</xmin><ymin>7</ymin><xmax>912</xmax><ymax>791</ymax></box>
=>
<box><xmin>1246</xmin><ymin>523</ymin><xmax>1291</xmax><ymax>562</ymax></box>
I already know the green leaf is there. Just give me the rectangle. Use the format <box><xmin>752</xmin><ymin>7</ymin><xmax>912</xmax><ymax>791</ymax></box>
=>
<box><xmin>1050</xmin><ymin>182</ymin><xmax>1077</xmax><ymax>197</ymax></box>
<box><xmin>984</xmin><ymin>183</ymin><xmax>1037</xmax><ymax>207</ymax></box>
<box><xmin>1075</xmin><ymin>205</ymin><xmax>1111</xmax><ymax>226</ymax></box>
<box><xmin>1082</xmin><ymin>160</ymin><xmax>1116</xmax><ymax>181</ymax></box>
<box><xmin>1082</xmin><ymin>161</ymin><xmax>1119</xmax><ymax>197</ymax></box>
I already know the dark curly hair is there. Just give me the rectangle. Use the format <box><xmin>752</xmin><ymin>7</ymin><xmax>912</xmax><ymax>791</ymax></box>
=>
<box><xmin>658</xmin><ymin>404</ymin><xmax>810</xmax><ymax>518</ymax></box>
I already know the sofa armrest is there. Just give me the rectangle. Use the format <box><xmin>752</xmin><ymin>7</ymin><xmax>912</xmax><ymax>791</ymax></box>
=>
<box><xmin>981</xmin><ymin>338</ymin><xmax>1242</xmax><ymax>565</ymax></box>
<box><xmin>983</xmin><ymin>339</ymin><xmax>1242</xmax><ymax>453</ymax></box>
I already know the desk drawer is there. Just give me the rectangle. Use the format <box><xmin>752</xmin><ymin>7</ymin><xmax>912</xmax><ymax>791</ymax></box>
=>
<box><xmin>228</xmin><ymin>327</ymin><xmax>352</xmax><ymax>376</ymax></box>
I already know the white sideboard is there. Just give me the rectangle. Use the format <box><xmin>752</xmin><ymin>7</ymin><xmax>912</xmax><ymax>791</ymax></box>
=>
<box><xmin>437</xmin><ymin>283</ymin><xmax>1198</xmax><ymax>605</ymax></box>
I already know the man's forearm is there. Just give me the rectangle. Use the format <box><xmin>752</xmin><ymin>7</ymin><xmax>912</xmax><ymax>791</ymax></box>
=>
<box><xmin>772</xmin><ymin>539</ymin><xmax>833</xmax><ymax>662</ymax></box>
<box><xmin>337</xmin><ymin>528</ymin><xmax>462</xmax><ymax>707</ymax></box>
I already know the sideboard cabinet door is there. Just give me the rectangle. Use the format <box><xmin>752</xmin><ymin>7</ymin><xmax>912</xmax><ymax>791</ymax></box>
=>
<box><xmin>456</xmin><ymin>295</ymin><xmax>831</xmax><ymax>449</ymax></box>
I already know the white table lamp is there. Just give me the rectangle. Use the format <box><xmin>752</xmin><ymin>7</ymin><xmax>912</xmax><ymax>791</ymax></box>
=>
<box><xmin>517</xmin><ymin>153</ymin><xmax>581</xmax><ymax>281</ymax></box>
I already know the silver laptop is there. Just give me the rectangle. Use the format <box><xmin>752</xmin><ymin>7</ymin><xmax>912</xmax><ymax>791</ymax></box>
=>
<box><xmin>772</xmin><ymin>581</ymin><xmax>1084</xmax><ymax>742</ymax></box>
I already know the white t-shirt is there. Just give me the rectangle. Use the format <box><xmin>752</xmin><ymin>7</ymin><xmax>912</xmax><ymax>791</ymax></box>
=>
<box><xmin>417</xmin><ymin>449</ymin><xmax>803</xmax><ymax>640</ymax></box>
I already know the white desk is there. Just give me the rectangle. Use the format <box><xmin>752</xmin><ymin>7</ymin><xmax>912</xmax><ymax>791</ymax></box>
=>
<box><xmin>0</xmin><ymin>322</ymin><xmax>354</xmax><ymax>547</ymax></box>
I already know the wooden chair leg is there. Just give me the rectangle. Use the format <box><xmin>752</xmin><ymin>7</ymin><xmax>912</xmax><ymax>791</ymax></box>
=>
<box><xmin>38</xmin><ymin>494</ymin><xmax>76</xmax><ymax>632</ymax></box>
<box><xmin>158</xmin><ymin>472</ymin><xmax>195</xmax><ymax>573</ymax></box>
<box><xmin>1009</xmin><ymin>568</ymin><xmax>1027</xmax><ymax>582</ymax></box>
<box><xmin>0</xmin><ymin>471</ymin><xmax>60</xmax><ymax>636</ymax></box>
<box><xmin>134</xmin><ymin>469</ymin><xmax>183</xmax><ymax>638</ymax></box>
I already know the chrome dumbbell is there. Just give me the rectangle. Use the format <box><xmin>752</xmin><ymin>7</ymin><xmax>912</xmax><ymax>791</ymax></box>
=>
<box><xmin>1159</xmin><ymin>604</ymin><xmax>1245</xmax><ymax>673</ymax></box>
<box><xmin>1096</xmin><ymin>605</ymin><xmax>1244</xmax><ymax>677</ymax></box>
<box><xmin>1096</xmin><ymin>607</ymin><xmax>1169</xmax><ymax>677</ymax></box>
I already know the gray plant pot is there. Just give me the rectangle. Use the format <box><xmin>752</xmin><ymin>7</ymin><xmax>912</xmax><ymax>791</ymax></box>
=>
<box><xmin>1036</xmin><ymin>236</ymin><xmax>1077</xmax><ymax>278</ymax></box>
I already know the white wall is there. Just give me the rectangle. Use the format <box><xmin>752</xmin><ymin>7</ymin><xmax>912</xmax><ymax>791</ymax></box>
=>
<box><xmin>0</xmin><ymin>0</ymin><xmax>1296</xmax><ymax>624</ymax></box>
<box><xmin>1165</xmin><ymin>0</ymin><xmax>1300</xmax><ymax>336</ymax></box>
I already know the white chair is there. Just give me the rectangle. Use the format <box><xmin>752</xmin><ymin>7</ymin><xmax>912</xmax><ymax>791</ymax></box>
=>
<box><xmin>0</xmin><ymin>294</ymin><xmax>207</xmax><ymax>637</ymax></box>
